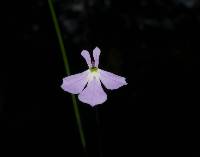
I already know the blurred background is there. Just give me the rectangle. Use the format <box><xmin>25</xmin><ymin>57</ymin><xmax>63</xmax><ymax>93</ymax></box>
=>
<box><xmin>1</xmin><ymin>0</ymin><xmax>200</xmax><ymax>156</ymax></box>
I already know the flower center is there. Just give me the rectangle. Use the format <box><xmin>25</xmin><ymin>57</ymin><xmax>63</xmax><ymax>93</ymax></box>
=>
<box><xmin>89</xmin><ymin>67</ymin><xmax>98</xmax><ymax>73</ymax></box>
<box><xmin>88</xmin><ymin>67</ymin><xmax>100</xmax><ymax>81</ymax></box>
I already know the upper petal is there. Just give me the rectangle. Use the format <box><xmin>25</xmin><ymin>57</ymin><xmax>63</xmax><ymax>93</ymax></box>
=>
<box><xmin>81</xmin><ymin>50</ymin><xmax>92</xmax><ymax>68</ymax></box>
<box><xmin>61</xmin><ymin>70</ymin><xmax>89</xmax><ymax>94</ymax></box>
<box><xmin>93</xmin><ymin>47</ymin><xmax>101</xmax><ymax>67</ymax></box>
<box><xmin>99</xmin><ymin>69</ymin><xmax>127</xmax><ymax>90</ymax></box>
<box><xmin>78</xmin><ymin>78</ymin><xmax>107</xmax><ymax>107</ymax></box>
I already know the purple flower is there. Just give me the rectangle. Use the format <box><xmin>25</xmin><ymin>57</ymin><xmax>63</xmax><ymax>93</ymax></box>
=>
<box><xmin>61</xmin><ymin>47</ymin><xmax>127</xmax><ymax>107</ymax></box>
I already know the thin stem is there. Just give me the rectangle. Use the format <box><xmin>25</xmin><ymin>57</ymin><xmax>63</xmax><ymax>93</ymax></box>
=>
<box><xmin>48</xmin><ymin>0</ymin><xmax>70</xmax><ymax>74</ymax></box>
<box><xmin>48</xmin><ymin>0</ymin><xmax>86</xmax><ymax>150</ymax></box>
<box><xmin>95</xmin><ymin>108</ymin><xmax>103</xmax><ymax>157</ymax></box>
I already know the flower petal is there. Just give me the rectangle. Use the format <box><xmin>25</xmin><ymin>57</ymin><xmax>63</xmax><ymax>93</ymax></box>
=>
<box><xmin>61</xmin><ymin>70</ymin><xmax>89</xmax><ymax>94</ymax></box>
<box><xmin>78</xmin><ymin>78</ymin><xmax>107</xmax><ymax>107</ymax></box>
<box><xmin>99</xmin><ymin>69</ymin><xmax>127</xmax><ymax>90</ymax></box>
<box><xmin>81</xmin><ymin>50</ymin><xmax>92</xmax><ymax>68</ymax></box>
<box><xmin>93</xmin><ymin>47</ymin><xmax>101</xmax><ymax>67</ymax></box>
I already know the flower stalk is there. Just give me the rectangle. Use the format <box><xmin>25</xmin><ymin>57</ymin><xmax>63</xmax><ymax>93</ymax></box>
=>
<box><xmin>48</xmin><ymin>0</ymin><xmax>86</xmax><ymax>150</ymax></box>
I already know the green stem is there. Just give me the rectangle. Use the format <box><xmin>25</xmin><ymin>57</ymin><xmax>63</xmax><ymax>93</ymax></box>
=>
<box><xmin>48</xmin><ymin>0</ymin><xmax>86</xmax><ymax>150</ymax></box>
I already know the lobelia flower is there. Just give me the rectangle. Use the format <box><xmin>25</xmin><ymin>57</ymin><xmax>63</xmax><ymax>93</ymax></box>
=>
<box><xmin>61</xmin><ymin>47</ymin><xmax>127</xmax><ymax>107</ymax></box>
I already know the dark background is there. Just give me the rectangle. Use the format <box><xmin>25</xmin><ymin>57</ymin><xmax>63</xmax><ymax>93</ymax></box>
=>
<box><xmin>1</xmin><ymin>0</ymin><xmax>200</xmax><ymax>156</ymax></box>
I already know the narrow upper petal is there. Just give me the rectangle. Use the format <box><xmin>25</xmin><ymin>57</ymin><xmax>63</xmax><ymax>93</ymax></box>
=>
<box><xmin>61</xmin><ymin>70</ymin><xmax>89</xmax><ymax>94</ymax></box>
<box><xmin>78</xmin><ymin>78</ymin><xmax>107</xmax><ymax>107</ymax></box>
<box><xmin>99</xmin><ymin>69</ymin><xmax>127</xmax><ymax>90</ymax></box>
<box><xmin>93</xmin><ymin>47</ymin><xmax>101</xmax><ymax>67</ymax></box>
<box><xmin>81</xmin><ymin>50</ymin><xmax>92</xmax><ymax>68</ymax></box>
